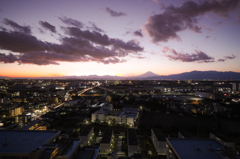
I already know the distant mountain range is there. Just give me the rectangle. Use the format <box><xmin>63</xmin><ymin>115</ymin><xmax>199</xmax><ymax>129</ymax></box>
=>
<box><xmin>1</xmin><ymin>71</ymin><xmax>240</xmax><ymax>80</ymax></box>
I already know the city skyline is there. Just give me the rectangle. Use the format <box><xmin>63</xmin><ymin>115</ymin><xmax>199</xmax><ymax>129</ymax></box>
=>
<box><xmin>0</xmin><ymin>0</ymin><xmax>240</xmax><ymax>78</ymax></box>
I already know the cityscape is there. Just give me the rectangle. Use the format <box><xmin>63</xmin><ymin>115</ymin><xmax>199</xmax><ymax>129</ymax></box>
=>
<box><xmin>1</xmin><ymin>0</ymin><xmax>240</xmax><ymax>159</ymax></box>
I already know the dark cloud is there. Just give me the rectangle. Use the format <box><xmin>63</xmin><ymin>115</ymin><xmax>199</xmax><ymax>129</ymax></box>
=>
<box><xmin>110</xmin><ymin>39</ymin><xmax>143</xmax><ymax>52</ymax></box>
<box><xmin>162</xmin><ymin>46</ymin><xmax>214</xmax><ymax>63</ymax></box>
<box><xmin>0</xmin><ymin>26</ymin><xmax>144</xmax><ymax>65</ymax></box>
<box><xmin>133</xmin><ymin>29</ymin><xmax>143</xmax><ymax>37</ymax></box>
<box><xmin>0</xmin><ymin>31</ymin><xmax>47</xmax><ymax>52</ymax></box>
<box><xmin>63</xmin><ymin>27</ymin><xmax>111</xmax><ymax>46</ymax></box>
<box><xmin>63</xmin><ymin>27</ymin><xmax>143</xmax><ymax>52</ymax></box>
<box><xmin>39</xmin><ymin>21</ymin><xmax>56</xmax><ymax>33</ymax></box>
<box><xmin>218</xmin><ymin>54</ymin><xmax>237</xmax><ymax>62</ymax></box>
<box><xmin>0</xmin><ymin>53</ymin><xmax>18</xmax><ymax>63</ymax></box>
<box><xmin>145</xmin><ymin>0</ymin><xmax>240</xmax><ymax>42</ymax></box>
<box><xmin>0</xmin><ymin>26</ymin><xmax>7</xmax><ymax>32</ymax></box>
<box><xmin>105</xmin><ymin>7</ymin><xmax>127</xmax><ymax>17</ymax></box>
<box><xmin>205</xmin><ymin>35</ymin><xmax>210</xmax><ymax>38</ymax></box>
<box><xmin>0</xmin><ymin>50</ymin><xmax>126</xmax><ymax>65</ymax></box>
<box><xmin>59</xmin><ymin>16</ymin><xmax>84</xmax><ymax>28</ymax></box>
<box><xmin>237</xmin><ymin>16</ymin><xmax>240</xmax><ymax>21</ymax></box>
<box><xmin>4</xmin><ymin>18</ymin><xmax>31</xmax><ymax>34</ymax></box>
<box><xmin>89</xmin><ymin>22</ymin><xmax>105</xmax><ymax>33</ymax></box>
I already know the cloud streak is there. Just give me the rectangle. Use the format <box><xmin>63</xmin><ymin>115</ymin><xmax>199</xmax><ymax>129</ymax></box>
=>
<box><xmin>145</xmin><ymin>0</ymin><xmax>240</xmax><ymax>42</ymax></box>
<box><xmin>162</xmin><ymin>46</ymin><xmax>215</xmax><ymax>63</ymax></box>
<box><xmin>218</xmin><ymin>54</ymin><xmax>236</xmax><ymax>62</ymax></box>
<box><xmin>4</xmin><ymin>18</ymin><xmax>31</xmax><ymax>34</ymax></box>
<box><xmin>105</xmin><ymin>7</ymin><xmax>127</xmax><ymax>17</ymax></box>
<box><xmin>59</xmin><ymin>16</ymin><xmax>84</xmax><ymax>28</ymax></box>
<box><xmin>162</xmin><ymin>46</ymin><xmax>237</xmax><ymax>63</ymax></box>
<box><xmin>39</xmin><ymin>21</ymin><xmax>56</xmax><ymax>33</ymax></box>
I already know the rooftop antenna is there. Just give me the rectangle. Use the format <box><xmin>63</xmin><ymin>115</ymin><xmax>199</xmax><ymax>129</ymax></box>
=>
<box><xmin>3</xmin><ymin>131</ymin><xmax>8</xmax><ymax>146</ymax></box>
<box><xmin>197</xmin><ymin>122</ymin><xmax>200</xmax><ymax>150</ymax></box>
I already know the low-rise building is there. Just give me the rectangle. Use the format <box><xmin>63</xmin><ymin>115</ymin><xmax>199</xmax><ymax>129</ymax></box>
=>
<box><xmin>151</xmin><ymin>128</ymin><xmax>167</xmax><ymax>155</ymax></box>
<box><xmin>79</xmin><ymin>125</ymin><xmax>94</xmax><ymax>147</ymax></box>
<box><xmin>210</xmin><ymin>132</ymin><xmax>235</xmax><ymax>149</ymax></box>
<box><xmin>166</xmin><ymin>138</ymin><xmax>232</xmax><ymax>159</ymax></box>
<box><xmin>128</xmin><ymin>128</ymin><xmax>139</xmax><ymax>157</ymax></box>
<box><xmin>91</xmin><ymin>106</ymin><xmax>139</xmax><ymax>127</ymax></box>
<box><xmin>100</xmin><ymin>127</ymin><xmax>114</xmax><ymax>156</ymax></box>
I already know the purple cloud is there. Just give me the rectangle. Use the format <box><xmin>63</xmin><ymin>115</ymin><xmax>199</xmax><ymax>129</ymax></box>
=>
<box><xmin>39</xmin><ymin>21</ymin><xmax>56</xmax><ymax>33</ymax></box>
<box><xmin>0</xmin><ymin>23</ymin><xmax>144</xmax><ymax>65</ymax></box>
<box><xmin>0</xmin><ymin>53</ymin><xmax>18</xmax><ymax>63</ymax></box>
<box><xmin>88</xmin><ymin>22</ymin><xmax>105</xmax><ymax>33</ymax></box>
<box><xmin>4</xmin><ymin>18</ymin><xmax>31</xmax><ymax>34</ymax></box>
<box><xmin>218</xmin><ymin>54</ymin><xmax>236</xmax><ymax>62</ymax></box>
<box><xmin>59</xmin><ymin>16</ymin><xmax>84</xmax><ymax>28</ymax></box>
<box><xmin>63</xmin><ymin>27</ymin><xmax>143</xmax><ymax>52</ymax></box>
<box><xmin>105</xmin><ymin>7</ymin><xmax>127</xmax><ymax>17</ymax></box>
<box><xmin>145</xmin><ymin>0</ymin><xmax>240</xmax><ymax>42</ymax></box>
<box><xmin>162</xmin><ymin>46</ymin><xmax>214</xmax><ymax>63</ymax></box>
<box><xmin>0</xmin><ymin>31</ymin><xmax>47</xmax><ymax>53</ymax></box>
<box><xmin>133</xmin><ymin>29</ymin><xmax>143</xmax><ymax>37</ymax></box>
<box><xmin>237</xmin><ymin>16</ymin><xmax>240</xmax><ymax>22</ymax></box>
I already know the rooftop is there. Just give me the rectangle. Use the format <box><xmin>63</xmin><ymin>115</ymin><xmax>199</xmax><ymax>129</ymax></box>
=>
<box><xmin>167</xmin><ymin>138</ymin><xmax>226</xmax><ymax>159</ymax></box>
<box><xmin>74</xmin><ymin>146</ymin><xmax>100</xmax><ymax>159</ymax></box>
<box><xmin>128</xmin><ymin>129</ymin><xmax>138</xmax><ymax>145</ymax></box>
<box><xmin>152</xmin><ymin>128</ymin><xmax>166</xmax><ymax>141</ymax></box>
<box><xmin>211</xmin><ymin>132</ymin><xmax>233</xmax><ymax>142</ymax></box>
<box><xmin>80</xmin><ymin>125</ymin><xmax>93</xmax><ymax>136</ymax></box>
<box><xmin>101</xmin><ymin>127</ymin><xmax>113</xmax><ymax>144</ymax></box>
<box><xmin>0</xmin><ymin>130</ymin><xmax>60</xmax><ymax>153</ymax></box>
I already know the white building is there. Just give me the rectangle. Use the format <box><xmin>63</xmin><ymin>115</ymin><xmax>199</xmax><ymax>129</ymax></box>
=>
<box><xmin>79</xmin><ymin>125</ymin><xmax>94</xmax><ymax>147</ymax></box>
<box><xmin>100</xmin><ymin>127</ymin><xmax>114</xmax><ymax>156</ymax></box>
<box><xmin>151</xmin><ymin>128</ymin><xmax>167</xmax><ymax>155</ymax></box>
<box><xmin>128</xmin><ymin>129</ymin><xmax>139</xmax><ymax>157</ymax></box>
<box><xmin>91</xmin><ymin>106</ymin><xmax>138</xmax><ymax>126</ymax></box>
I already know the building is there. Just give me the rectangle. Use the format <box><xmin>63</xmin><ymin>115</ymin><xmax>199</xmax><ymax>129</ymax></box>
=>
<box><xmin>213</xmin><ymin>103</ymin><xmax>226</xmax><ymax>113</ymax></box>
<box><xmin>151</xmin><ymin>128</ymin><xmax>167</xmax><ymax>156</ymax></box>
<box><xmin>0</xmin><ymin>129</ymin><xmax>83</xmax><ymax>159</ymax></box>
<box><xmin>15</xmin><ymin>114</ymin><xmax>32</xmax><ymax>127</ymax></box>
<box><xmin>0</xmin><ymin>130</ymin><xmax>61</xmax><ymax>159</ymax></box>
<box><xmin>178</xmin><ymin>131</ymin><xmax>192</xmax><ymax>138</ymax></box>
<box><xmin>100</xmin><ymin>127</ymin><xmax>114</xmax><ymax>156</ymax></box>
<box><xmin>210</xmin><ymin>132</ymin><xmax>235</xmax><ymax>149</ymax></box>
<box><xmin>127</xmin><ymin>128</ymin><xmax>139</xmax><ymax>157</ymax></box>
<box><xmin>166</xmin><ymin>138</ymin><xmax>232</xmax><ymax>159</ymax></box>
<box><xmin>74</xmin><ymin>146</ymin><xmax>100</xmax><ymax>159</ymax></box>
<box><xmin>91</xmin><ymin>106</ymin><xmax>139</xmax><ymax>127</ymax></box>
<box><xmin>79</xmin><ymin>125</ymin><xmax>94</xmax><ymax>147</ymax></box>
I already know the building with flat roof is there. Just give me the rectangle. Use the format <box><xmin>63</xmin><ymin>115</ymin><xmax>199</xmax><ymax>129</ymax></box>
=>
<box><xmin>74</xmin><ymin>146</ymin><xmax>100</xmax><ymax>159</ymax></box>
<box><xmin>178</xmin><ymin>131</ymin><xmax>192</xmax><ymax>138</ymax></box>
<box><xmin>91</xmin><ymin>107</ymin><xmax>139</xmax><ymax>127</ymax></box>
<box><xmin>100</xmin><ymin>127</ymin><xmax>114</xmax><ymax>156</ymax></box>
<box><xmin>0</xmin><ymin>129</ymin><xmax>60</xmax><ymax>159</ymax></box>
<box><xmin>79</xmin><ymin>125</ymin><xmax>94</xmax><ymax>147</ymax></box>
<box><xmin>151</xmin><ymin>128</ymin><xmax>167</xmax><ymax>156</ymax></box>
<box><xmin>127</xmin><ymin>128</ymin><xmax>139</xmax><ymax>157</ymax></box>
<box><xmin>210</xmin><ymin>132</ymin><xmax>235</xmax><ymax>149</ymax></box>
<box><xmin>0</xmin><ymin>130</ymin><xmax>83</xmax><ymax>159</ymax></box>
<box><xmin>167</xmin><ymin>138</ymin><xmax>231</xmax><ymax>159</ymax></box>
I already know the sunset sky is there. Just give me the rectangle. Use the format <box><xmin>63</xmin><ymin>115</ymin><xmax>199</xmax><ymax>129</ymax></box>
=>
<box><xmin>0</xmin><ymin>0</ymin><xmax>240</xmax><ymax>78</ymax></box>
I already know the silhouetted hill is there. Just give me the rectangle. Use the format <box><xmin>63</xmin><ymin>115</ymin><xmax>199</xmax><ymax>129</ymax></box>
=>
<box><xmin>145</xmin><ymin>71</ymin><xmax>240</xmax><ymax>80</ymax></box>
<box><xmin>1</xmin><ymin>71</ymin><xmax>240</xmax><ymax>80</ymax></box>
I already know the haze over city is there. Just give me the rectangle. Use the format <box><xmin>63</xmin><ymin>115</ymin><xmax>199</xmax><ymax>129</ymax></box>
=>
<box><xmin>0</xmin><ymin>0</ymin><xmax>240</xmax><ymax>78</ymax></box>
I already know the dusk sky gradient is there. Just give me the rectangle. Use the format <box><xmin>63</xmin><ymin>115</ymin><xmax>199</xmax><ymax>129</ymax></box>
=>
<box><xmin>0</xmin><ymin>0</ymin><xmax>240</xmax><ymax>78</ymax></box>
